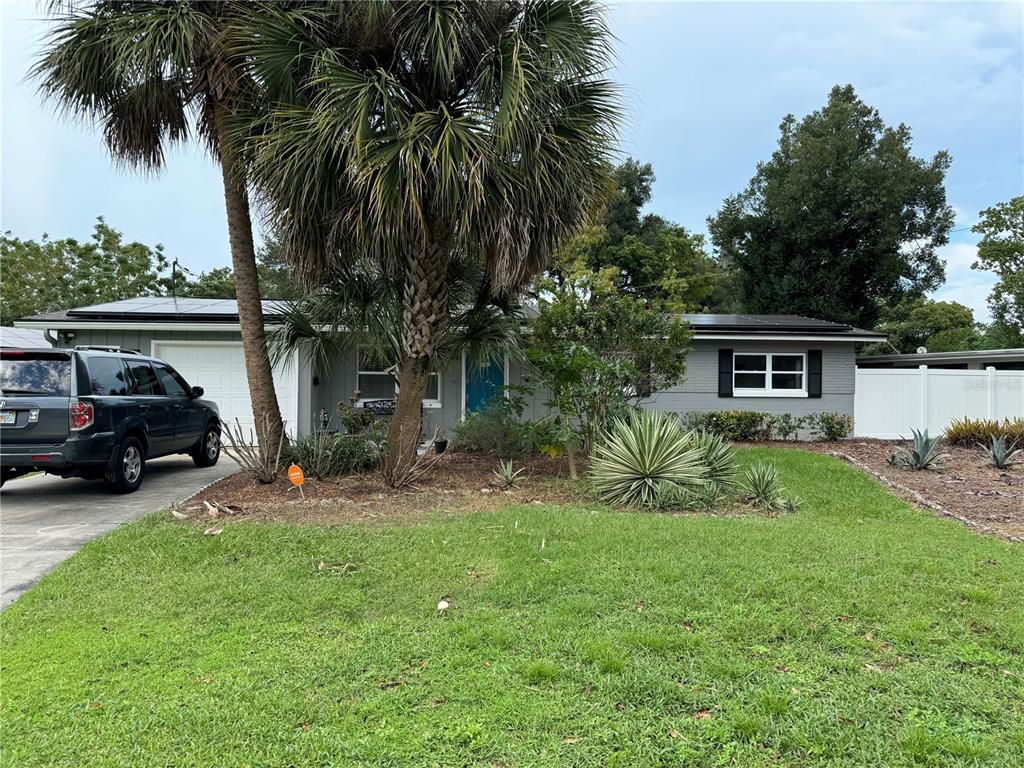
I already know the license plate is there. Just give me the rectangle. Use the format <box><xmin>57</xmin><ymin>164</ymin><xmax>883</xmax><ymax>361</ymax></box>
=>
<box><xmin>0</xmin><ymin>411</ymin><xmax>15</xmax><ymax>425</ymax></box>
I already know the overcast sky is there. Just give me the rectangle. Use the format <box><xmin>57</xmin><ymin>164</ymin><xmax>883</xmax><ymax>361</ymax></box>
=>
<box><xmin>2</xmin><ymin>1</ymin><xmax>1022</xmax><ymax>321</ymax></box>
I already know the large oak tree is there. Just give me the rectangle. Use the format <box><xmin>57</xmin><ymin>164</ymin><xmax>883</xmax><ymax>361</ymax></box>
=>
<box><xmin>708</xmin><ymin>85</ymin><xmax>955</xmax><ymax>329</ymax></box>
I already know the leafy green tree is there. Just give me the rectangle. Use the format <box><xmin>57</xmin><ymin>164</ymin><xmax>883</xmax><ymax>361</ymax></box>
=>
<box><xmin>182</xmin><ymin>235</ymin><xmax>302</xmax><ymax>300</ymax></box>
<box><xmin>572</xmin><ymin>159</ymin><xmax>719</xmax><ymax>308</ymax></box>
<box><xmin>708</xmin><ymin>85</ymin><xmax>955</xmax><ymax>329</ymax></box>
<box><xmin>235</xmin><ymin>1</ymin><xmax>620</xmax><ymax>483</ymax></box>
<box><xmin>1</xmin><ymin>218</ymin><xmax>169</xmax><ymax>325</ymax></box>
<box><xmin>184</xmin><ymin>268</ymin><xmax>238</xmax><ymax>300</ymax></box>
<box><xmin>972</xmin><ymin>196</ymin><xmax>1024</xmax><ymax>347</ymax></box>
<box><xmin>866</xmin><ymin>297</ymin><xmax>980</xmax><ymax>354</ymax></box>
<box><xmin>526</xmin><ymin>253</ymin><xmax>691</xmax><ymax>475</ymax></box>
<box><xmin>36</xmin><ymin>0</ymin><xmax>286</xmax><ymax>448</ymax></box>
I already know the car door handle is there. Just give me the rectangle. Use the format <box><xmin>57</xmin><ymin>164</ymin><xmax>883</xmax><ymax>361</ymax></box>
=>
<box><xmin>140</xmin><ymin>404</ymin><xmax>153</xmax><ymax>412</ymax></box>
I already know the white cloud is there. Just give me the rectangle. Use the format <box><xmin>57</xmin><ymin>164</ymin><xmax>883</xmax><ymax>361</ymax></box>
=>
<box><xmin>931</xmin><ymin>241</ymin><xmax>997</xmax><ymax>321</ymax></box>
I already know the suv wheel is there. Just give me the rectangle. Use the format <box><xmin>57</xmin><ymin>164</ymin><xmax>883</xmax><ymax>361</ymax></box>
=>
<box><xmin>105</xmin><ymin>437</ymin><xmax>145</xmax><ymax>494</ymax></box>
<box><xmin>192</xmin><ymin>425</ymin><xmax>221</xmax><ymax>468</ymax></box>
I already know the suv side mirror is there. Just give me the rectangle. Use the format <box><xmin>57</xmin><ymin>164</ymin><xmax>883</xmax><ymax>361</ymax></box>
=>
<box><xmin>191</xmin><ymin>386</ymin><xmax>204</xmax><ymax>398</ymax></box>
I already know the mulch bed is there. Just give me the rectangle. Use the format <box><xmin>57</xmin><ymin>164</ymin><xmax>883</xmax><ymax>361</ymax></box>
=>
<box><xmin>182</xmin><ymin>453</ymin><xmax>584</xmax><ymax>526</ymax></box>
<box><xmin>799</xmin><ymin>440</ymin><xmax>1023</xmax><ymax>542</ymax></box>
<box><xmin>183</xmin><ymin>441</ymin><xmax>1022</xmax><ymax>541</ymax></box>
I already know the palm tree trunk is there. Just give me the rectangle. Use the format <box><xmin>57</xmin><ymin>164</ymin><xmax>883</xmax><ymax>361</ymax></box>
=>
<box><xmin>384</xmin><ymin>236</ymin><xmax>450</xmax><ymax>483</ymax></box>
<box><xmin>213</xmin><ymin>102</ymin><xmax>286</xmax><ymax>451</ymax></box>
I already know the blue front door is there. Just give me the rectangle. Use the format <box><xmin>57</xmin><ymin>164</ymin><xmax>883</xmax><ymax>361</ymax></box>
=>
<box><xmin>465</xmin><ymin>355</ymin><xmax>504</xmax><ymax>413</ymax></box>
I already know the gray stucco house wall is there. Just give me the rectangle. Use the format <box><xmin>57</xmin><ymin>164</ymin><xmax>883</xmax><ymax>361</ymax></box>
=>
<box><xmin>643</xmin><ymin>340</ymin><xmax>855</xmax><ymax>419</ymax></box>
<box><xmin>15</xmin><ymin>300</ymin><xmax>883</xmax><ymax>439</ymax></box>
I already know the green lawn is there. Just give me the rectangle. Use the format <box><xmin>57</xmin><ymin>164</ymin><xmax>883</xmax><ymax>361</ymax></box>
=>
<box><xmin>2</xmin><ymin>448</ymin><xmax>1023</xmax><ymax>767</ymax></box>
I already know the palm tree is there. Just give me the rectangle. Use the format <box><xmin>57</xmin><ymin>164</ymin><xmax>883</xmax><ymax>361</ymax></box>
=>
<box><xmin>34</xmin><ymin>1</ymin><xmax>286</xmax><ymax>450</ymax></box>
<box><xmin>235</xmin><ymin>0</ymin><xmax>620</xmax><ymax>482</ymax></box>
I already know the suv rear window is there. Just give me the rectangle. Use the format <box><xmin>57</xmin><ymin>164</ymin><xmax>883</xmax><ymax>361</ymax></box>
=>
<box><xmin>87</xmin><ymin>356</ymin><xmax>129</xmax><ymax>396</ymax></box>
<box><xmin>0</xmin><ymin>351</ymin><xmax>72</xmax><ymax>396</ymax></box>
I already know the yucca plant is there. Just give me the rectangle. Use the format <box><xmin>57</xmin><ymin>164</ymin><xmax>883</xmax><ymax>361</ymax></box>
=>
<box><xmin>741</xmin><ymin>462</ymin><xmax>783</xmax><ymax>510</ymax></box>
<box><xmin>887</xmin><ymin>429</ymin><xmax>948</xmax><ymax>471</ymax></box>
<box><xmin>686</xmin><ymin>430</ymin><xmax>738</xmax><ymax>487</ymax></box>
<box><xmin>590</xmin><ymin>410</ymin><xmax>706</xmax><ymax>508</ymax></box>
<box><xmin>492</xmin><ymin>460</ymin><xmax>525</xmax><ymax>490</ymax></box>
<box><xmin>981</xmin><ymin>435</ymin><xmax>1021</xmax><ymax>469</ymax></box>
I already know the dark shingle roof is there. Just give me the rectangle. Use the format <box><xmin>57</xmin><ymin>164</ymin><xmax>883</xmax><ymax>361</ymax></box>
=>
<box><xmin>18</xmin><ymin>299</ymin><xmax>885</xmax><ymax>339</ymax></box>
<box><xmin>680</xmin><ymin>314</ymin><xmax>883</xmax><ymax>338</ymax></box>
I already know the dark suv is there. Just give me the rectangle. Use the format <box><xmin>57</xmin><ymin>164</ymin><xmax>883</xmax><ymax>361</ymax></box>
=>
<box><xmin>0</xmin><ymin>346</ymin><xmax>221</xmax><ymax>493</ymax></box>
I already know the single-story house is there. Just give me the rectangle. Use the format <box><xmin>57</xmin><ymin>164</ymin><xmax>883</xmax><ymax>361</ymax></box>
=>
<box><xmin>857</xmin><ymin>348</ymin><xmax>1024</xmax><ymax>371</ymax></box>
<box><xmin>15</xmin><ymin>298</ymin><xmax>884</xmax><ymax>437</ymax></box>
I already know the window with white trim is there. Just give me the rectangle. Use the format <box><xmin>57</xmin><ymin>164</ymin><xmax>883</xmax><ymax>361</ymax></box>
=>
<box><xmin>734</xmin><ymin>352</ymin><xmax>806</xmax><ymax>396</ymax></box>
<box><xmin>356</xmin><ymin>352</ymin><xmax>440</xmax><ymax>403</ymax></box>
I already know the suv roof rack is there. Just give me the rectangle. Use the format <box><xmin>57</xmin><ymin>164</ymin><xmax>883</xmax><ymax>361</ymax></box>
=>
<box><xmin>73</xmin><ymin>345</ymin><xmax>142</xmax><ymax>355</ymax></box>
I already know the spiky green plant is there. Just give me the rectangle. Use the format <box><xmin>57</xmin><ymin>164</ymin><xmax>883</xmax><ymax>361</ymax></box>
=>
<box><xmin>655</xmin><ymin>480</ymin><xmax>726</xmax><ymax>512</ymax></box>
<box><xmin>980</xmin><ymin>435</ymin><xmax>1021</xmax><ymax>469</ymax></box>
<box><xmin>590</xmin><ymin>410</ymin><xmax>706</xmax><ymax>508</ymax></box>
<box><xmin>887</xmin><ymin>429</ymin><xmax>948</xmax><ymax>471</ymax></box>
<box><xmin>686</xmin><ymin>430</ymin><xmax>738</xmax><ymax>487</ymax></box>
<box><xmin>492</xmin><ymin>460</ymin><xmax>525</xmax><ymax>490</ymax></box>
<box><xmin>741</xmin><ymin>462</ymin><xmax>784</xmax><ymax>510</ymax></box>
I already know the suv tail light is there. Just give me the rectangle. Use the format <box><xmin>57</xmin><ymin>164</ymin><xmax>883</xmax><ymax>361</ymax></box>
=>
<box><xmin>69</xmin><ymin>400</ymin><xmax>94</xmax><ymax>431</ymax></box>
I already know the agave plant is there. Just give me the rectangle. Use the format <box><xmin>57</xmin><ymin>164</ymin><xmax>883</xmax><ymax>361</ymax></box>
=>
<box><xmin>686</xmin><ymin>430</ymin><xmax>738</xmax><ymax>487</ymax></box>
<box><xmin>887</xmin><ymin>429</ymin><xmax>948</xmax><ymax>471</ymax></box>
<box><xmin>980</xmin><ymin>435</ymin><xmax>1021</xmax><ymax>469</ymax></box>
<box><xmin>590</xmin><ymin>410</ymin><xmax>706</xmax><ymax>508</ymax></box>
<box><xmin>492</xmin><ymin>460</ymin><xmax>525</xmax><ymax>490</ymax></box>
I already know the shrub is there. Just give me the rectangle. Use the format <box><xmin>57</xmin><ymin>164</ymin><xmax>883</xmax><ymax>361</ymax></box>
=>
<box><xmin>336</xmin><ymin>401</ymin><xmax>377</xmax><ymax>436</ymax></box>
<box><xmin>886</xmin><ymin>429</ymin><xmax>947</xmax><ymax>472</ymax></box>
<box><xmin>283</xmin><ymin>431</ymin><xmax>380</xmax><ymax>478</ymax></box>
<box><xmin>980</xmin><ymin>435</ymin><xmax>1021</xmax><ymax>469</ymax></box>
<box><xmin>682</xmin><ymin>410</ymin><xmax>853</xmax><ymax>442</ymax></box>
<box><xmin>452</xmin><ymin>397</ymin><xmax>556</xmax><ymax>458</ymax></box>
<box><xmin>686</xmin><ymin>430</ymin><xmax>738</xmax><ymax>487</ymax></box>
<box><xmin>772</xmin><ymin>413</ymin><xmax>806</xmax><ymax>441</ymax></box>
<box><xmin>590</xmin><ymin>410</ymin><xmax>706</xmax><ymax>508</ymax></box>
<box><xmin>806</xmin><ymin>411</ymin><xmax>853</xmax><ymax>441</ymax></box>
<box><xmin>945</xmin><ymin>417</ymin><xmax>1024</xmax><ymax>447</ymax></box>
<box><xmin>681</xmin><ymin>410</ymin><xmax>774</xmax><ymax>441</ymax></box>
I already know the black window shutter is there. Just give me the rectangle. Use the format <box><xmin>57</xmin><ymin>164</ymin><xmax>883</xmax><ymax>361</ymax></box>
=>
<box><xmin>808</xmin><ymin>349</ymin><xmax>823</xmax><ymax>398</ymax></box>
<box><xmin>718</xmin><ymin>349</ymin><xmax>733</xmax><ymax>397</ymax></box>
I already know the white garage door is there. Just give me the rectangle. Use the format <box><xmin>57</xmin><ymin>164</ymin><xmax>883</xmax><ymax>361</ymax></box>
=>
<box><xmin>151</xmin><ymin>341</ymin><xmax>299</xmax><ymax>442</ymax></box>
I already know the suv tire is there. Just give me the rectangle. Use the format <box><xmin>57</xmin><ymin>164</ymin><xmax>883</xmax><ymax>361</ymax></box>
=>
<box><xmin>192</xmin><ymin>424</ymin><xmax>221</xmax><ymax>468</ymax></box>
<box><xmin>105</xmin><ymin>437</ymin><xmax>146</xmax><ymax>494</ymax></box>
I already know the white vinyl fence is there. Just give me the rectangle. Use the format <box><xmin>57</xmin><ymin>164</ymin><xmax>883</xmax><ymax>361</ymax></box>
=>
<box><xmin>854</xmin><ymin>367</ymin><xmax>1024</xmax><ymax>439</ymax></box>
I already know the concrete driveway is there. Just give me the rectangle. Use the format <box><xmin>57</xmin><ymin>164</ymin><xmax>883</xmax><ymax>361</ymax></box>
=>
<box><xmin>0</xmin><ymin>456</ymin><xmax>237</xmax><ymax>609</ymax></box>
